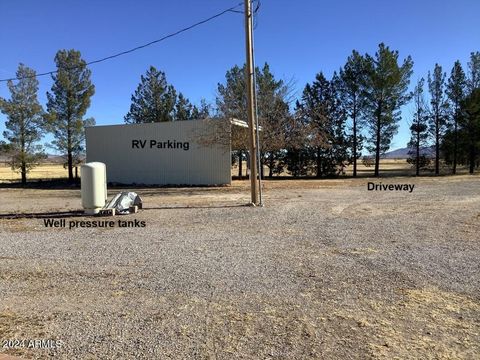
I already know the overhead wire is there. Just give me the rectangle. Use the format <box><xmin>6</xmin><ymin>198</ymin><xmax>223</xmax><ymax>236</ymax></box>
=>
<box><xmin>0</xmin><ymin>2</ymin><xmax>244</xmax><ymax>83</ymax></box>
<box><xmin>253</xmin><ymin>0</ymin><xmax>261</xmax><ymax>29</ymax></box>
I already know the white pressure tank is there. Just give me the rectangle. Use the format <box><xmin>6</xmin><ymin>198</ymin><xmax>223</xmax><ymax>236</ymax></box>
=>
<box><xmin>81</xmin><ymin>162</ymin><xmax>107</xmax><ymax>215</ymax></box>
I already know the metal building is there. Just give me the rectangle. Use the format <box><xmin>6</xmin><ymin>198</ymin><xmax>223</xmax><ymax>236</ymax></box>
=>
<box><xmin>85</xmin><ymin>119</ymin><xmax>231</xmax><ymax>185</ymax></box>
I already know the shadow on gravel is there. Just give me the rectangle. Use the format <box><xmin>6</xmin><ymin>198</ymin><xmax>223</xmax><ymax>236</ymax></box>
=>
<box><xmin>0</xmin><ymin>180</ymin><xmax>231</xmax><ymax>191</ymax></box>
<box><xmin>0</xmin><ymin>210</ymin><xmax>85</xmax><ymax>220</ymax></box>
<box><xmin>0</xmin><ymin>179</ymin><xmax>80</xmax><ymax>190</ymax></box>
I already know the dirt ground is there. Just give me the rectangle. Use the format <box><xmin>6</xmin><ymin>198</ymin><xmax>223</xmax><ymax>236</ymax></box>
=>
<box><xmin>0</xmin><ymin>176</ymin><xmax>479</xmax><ymax>359</ymax></box>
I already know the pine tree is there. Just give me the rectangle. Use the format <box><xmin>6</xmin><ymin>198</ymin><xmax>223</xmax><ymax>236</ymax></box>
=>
<box><xmin>124</xmin><ymin>66</ymin><xmax>177</xmax><ymax>123</ymax></box>
<box><xmin>467</xmin><ymin>51</ymin><xmax>480</xmax><ymax>93</ymax></box>
<box><xmin>460</xmin><ymin>89</ymin><xmax>480</xmax><ymax>173</ymax></box>
<box><xmin>191</xmin><ymin>99</ymin><xmax>211</xmax><ymax>119</ymax></box>
<box><xmin>295</xmin><ymin>72</ymin><xmax>350</xmax><ymax>177</ymax></box>
<box><xmin>216</xmin><ymin>65</ymin><xmax>249</xmax><ymax>176</ymax></box>
<box><xmin>362</xmin><ymin>43</ymin><xmax>413</xmax><ymax>177</ymax></box>
<box><xmin>338</xmin><ymin>50</ymin><xmax>366</xmax><ymax>177</ymax></box>
<box><xmin>0</xmin><ymin>141</ymin><xmax>10</xmax><ymax>154</ymax></box>
<box><xmin>446</xmin><ymin>61</ymin><xmax>467</xmax><ymax>174</ymax></box>
<box><xmin>175</xmin><ymin>93</ymin><xmax>193</xmax><ymax>121</ymax></box>
<box><xmin>407</xmin><ymin>78</ymin><xmax>429</xmax><ymax>176</ymax></box>
<box><xmin>296</xmin><ymin>75</ymin><xmax>330</xmax><ymax>177</ymax></box>
<box><xmin>46</xmin><ymin>49</ymin><xmax>95</xmax><ymax>182</ymax></box>
<box><xmin>255</xmin><ymin>63</ymin><xmax>290</xmax><ymax>177</ymax></box>
<box><xmin>283</xmin><ymin>114</ymin><xmax>310</xmax><ymax>177</ymax></box>
<box><xmin>330</xmin><ymin>73</ymin><xmax>352</xmax><ymax>175</ymax></box>
<box><xmin>427</xmin><ymin>64</ymin><xmax>449</xmax><ymax>175</ymax></box>
<box><xmin>0</xmin><ymin>64</ymin><xmax>45</xmax><ymax>184</ymax></box>
<box><xmin>216</xmin><ymin>65</ymin><xmax>248</xmax><ymax>121</ymax></box>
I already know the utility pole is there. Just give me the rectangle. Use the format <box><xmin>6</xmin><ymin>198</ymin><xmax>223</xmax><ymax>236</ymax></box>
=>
<box><xmin>244</xmin><ymin>0</ymin><xmax>259</xmax><ymax>205</ymax></box>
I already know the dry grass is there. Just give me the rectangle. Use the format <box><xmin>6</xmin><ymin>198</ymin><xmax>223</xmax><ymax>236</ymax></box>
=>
<box><xmin>364</xmin><ymin>287</ymin><xmax>480</xmax><ymax>359</ymax></box>
<box><xmin>232</xmin><ymin>159</ymin><xmax>412</xmax><ymax>177</ymax></box>
<box><xmin>0</xmin><ymin>159</ymin><xmax>475</xmax><ymax>183</ymax></box>
<box><xmin>0</xmin><ymin>164</ymin><xmax>69</xmax><ymax>182</ymax></box>
<box><xmin>346</xmin><ymin>158</ymin><xmax>413</xmax><ymax>176</ymax></box>
<box><xmin>0</xmin><ymin>310</ymin><xmax>46</xmax><ymax>359</ymax></box>
<box><xmin>233</xmin><ymin>158</ymin><xmax>477</xmax><ymax>178</ymax></box>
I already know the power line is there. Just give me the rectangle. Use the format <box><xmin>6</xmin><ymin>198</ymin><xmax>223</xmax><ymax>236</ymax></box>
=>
<box><xmin>225</xmin><ymin>1</ymin><xmax>261</xmax><ymax>14</ymax></box>
<box><xmin>254</xmin><ymin>0</ymin><xmax>261</xmax><ymax>14</ymax></box>
<box><xmin>253</xmin><ymin>0</ymin><xmax>261</xmax><ymax>29</ymax></box>
<box><xmin>0</xmin><ymin>2</ymin><xmax>243</xmax><ymax>83</ymax></box>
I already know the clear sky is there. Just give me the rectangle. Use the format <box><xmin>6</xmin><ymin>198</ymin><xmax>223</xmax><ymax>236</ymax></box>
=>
<box><xmin>1</xmin><ymin>0</ymin><xmax>479</xmax><ymax>151</ymax></box>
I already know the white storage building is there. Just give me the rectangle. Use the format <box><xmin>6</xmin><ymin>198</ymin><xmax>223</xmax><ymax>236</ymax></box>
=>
<box><xmin>85</xmin><ymin>119</ymin><xmax>231</xmax><ymax>185</ymax></box>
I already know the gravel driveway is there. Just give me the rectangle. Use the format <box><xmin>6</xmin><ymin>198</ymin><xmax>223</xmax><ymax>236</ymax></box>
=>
<box><xmin>0</xmin><ymin>176</ymin><xmax>479</xmax><ymax>359</ymax></box>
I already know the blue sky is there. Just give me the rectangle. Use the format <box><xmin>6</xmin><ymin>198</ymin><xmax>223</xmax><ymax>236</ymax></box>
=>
<box><xmin>1</xmin><ymin>0</ymin><xmax>479</xmax><ymax>151</ymax></box>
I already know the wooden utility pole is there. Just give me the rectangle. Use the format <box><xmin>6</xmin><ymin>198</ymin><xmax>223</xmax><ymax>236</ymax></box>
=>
<box><xmin>244</xmin><ymin>0</ymin><xmax>259</xmax><ymax>205</ymax></box>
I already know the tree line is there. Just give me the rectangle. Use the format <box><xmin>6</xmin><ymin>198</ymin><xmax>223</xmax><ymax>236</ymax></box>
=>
<box><xmin>217</xmin><ymin>44</ymin><xmax>480</xmax><ymax>178</ymax></box>
<box><xmin>0</xmin><ymin>52</ymin><xmax>209</xmax><ymax>184</ymax></box>
<box><xmin>1</xmin><ymin>44</ymin><xmax>479</xmax><ymax>183</ymax></box>
<box><xmin>0</xmin><ymin>50</ymin><xmax>94</xmax><ymax>183</ymax></box>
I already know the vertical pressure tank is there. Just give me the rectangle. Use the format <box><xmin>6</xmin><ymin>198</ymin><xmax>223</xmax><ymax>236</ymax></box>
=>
<box><xmin>81</xmin><ymin>162</ymin><xmax>107</xmax><ymax>215</ymax></box>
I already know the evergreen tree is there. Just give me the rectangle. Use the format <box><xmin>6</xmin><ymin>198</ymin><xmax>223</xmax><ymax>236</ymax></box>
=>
<box><xmin>0</xmin><ymin>141</ymin><xmax>11</xmax><ymax>154</ymax></box>
<box><xmin>216</xmin><ymin>65</ymin><xmax>248</xmax><ymax>121</ymax></box>
<box><xmin>216</xmin><ymin>65</ymin><xmax>248</xmax><ymax>176</ymax></box>
<box><xmin>467</xmin><ymin>51</ymin><xmax>480</xmax><ymax>92</ymax></box>
<box><xmin>283</xmin><ymin>148</ymin><xmax>311</xmax><ymax>177</ymax></box>
<box><xmin>255</xmin><ymin>63</ymin><xmax>290</xmax><ymax>177</ymax></box>
<box><xmin>295</xmin><ymin>76</ymin><xmax>330</xmax><ymax>177</ymax></box>
<box><xmin>0</xmin><ymin>64</ymin><xmax>45</xmax><ymax>184</ymax></box>
<box><xmin>329</xmin><ymin>73</ymin><xmax>352</xmax><ymax>175</ymax></box>
<box><xmin>175</xmin><ymin>93</ymin><xmax>193</xmax><ymax>121</ymax></box>
<box><xmin>295</xmin><ymin>72</ymin><xmax>350</xmax><ymax>177</ymax></box>
<box><xmin>427</xmin><ymin>64</ymin><xmax>449</xmax><ymax>175</ymax></box>
<box><xmin>407</xmin><ymin>78</ymin><xmax>429</xmax><ymax>176</ymax></box>
<box><xmin>191</xmin><ymin>99</ymin><xmax>211</xmax><ymax>119</ymax></box>
<box><xmin>446</xmin><ymin>61</ymin><xmax>467</xmax><ymax>174</ymax></box>
<box><xmin>216</xmin><ymin>64</ymin><xmax>249</xmax><ymax>169</ymax></box>
<box><xmin>459</xmin><ymin>89</ymin><xmax>480</xmax><ymax>173</ymax></box>
<box><xmin>440</xmin><ymin>52</ymin><xmax>480</xmax><ymax>173</ymax></box>
<box><xmin>46</xmin><ymin>49</ymin><xmax>95</xmax><ymax>182</ymax></box>
<box><xmin>283</xmin><ymin>114</ymin><xmax>311</xmax><ymax>177</ymax></box>
<box><xmin>362</xmin><ymin>43</ymin><xmax>413</xmax><ymax>177</ymax></box>
<box><xmin>124</xmin><ymin>66</ymin><xmax>177</xmax><ymax>123</ymax></box>
<box><xmin>338</xmin><ymin>50</ymin><xmax>366</xmax><ymax>177</ymax></box>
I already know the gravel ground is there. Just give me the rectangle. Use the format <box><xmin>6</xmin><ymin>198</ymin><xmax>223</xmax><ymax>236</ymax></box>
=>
<box><xmin>0</xmin><ymin>176</ymin><xmax>479</xmax><ymax>359</ymax></box>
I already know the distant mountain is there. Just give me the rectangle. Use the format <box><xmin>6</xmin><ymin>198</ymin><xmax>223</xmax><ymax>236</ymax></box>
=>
<box><xmin>45</xmin><ymin>154</ymin><xmax>86</xmax><ymax>163</ymax></box>
<box><xmin>46</xmin><ymin>154</ymin><xmax>66</xmax><ymax>164</ymax></box>
<box><xmin>382</xmin><ymin>146</ymin><xmax>435</xmax><ymax>159</ymax></box>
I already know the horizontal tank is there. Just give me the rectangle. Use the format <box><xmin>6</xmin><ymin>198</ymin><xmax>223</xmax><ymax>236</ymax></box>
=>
<box><xmin>81</xmin><ymin>162</ymin><xmax>107</xmax><ymax>215</ymax></box>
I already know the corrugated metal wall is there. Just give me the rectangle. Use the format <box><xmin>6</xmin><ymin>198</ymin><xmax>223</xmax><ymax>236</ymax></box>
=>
<box><xmin>85</xmin><ymin>119</ymin><xmax>231</xmax><ymax>185</ymax></box>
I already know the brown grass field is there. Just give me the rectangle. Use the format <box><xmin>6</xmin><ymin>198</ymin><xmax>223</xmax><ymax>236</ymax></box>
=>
<box><xmin>0</xmin><ymin>163</ymin><xmax>69</xmax><ymax>182</ymax></box>
<box><xmin>1</xmin><ymin>157</ymin><xmax>478</xmax><ymax>185</ymax></box>
<box><xmin>0</xmin><ymin>159</ymin><xmax>476</xmax><ymax>183</ymax></box>
<box><xmin>232</xmin><ymin>158</ymin><xmax>472</xmax><ymax>178</ymax></box>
